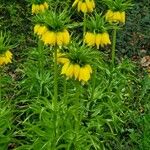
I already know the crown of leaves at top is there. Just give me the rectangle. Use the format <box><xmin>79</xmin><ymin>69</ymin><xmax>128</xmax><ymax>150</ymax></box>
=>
<box><xmin>102</xmin><ymin>0</ymin><xmax>133</xmax><ymax>11</ymax></box>
<box><xmin>33</xmin><ymin>9</ymin><xmax>71</xmax><ymax>32</ymax></box>
<box><xmin>65</xmin><ymin>42</ymin><xmax>99</xmax><ymax>66</ymax></box>
<box><xmin>86</xmin><ymin>13</ymin><xmax>111</xmax><ymax>33</ymax></box>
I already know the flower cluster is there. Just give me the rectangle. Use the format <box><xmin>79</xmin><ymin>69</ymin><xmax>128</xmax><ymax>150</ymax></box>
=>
<box><xmin>0</xmin><ymin>50</ymin><xmax>12</xmax><ymax>66</ymax></box>
<box><xmin>34</xmin><ymin>24</ymin><xmax>47</xmax><ymax>36</ymax></box>
<box><xmin>61</xmin><ymin>61</ymin><xmax>92</xmax><ymax>82</ymax></box>
<box><xmin>105</xmin><ymin>10</ymin><xmax>125</xmax><ymax>24</ymax></box>
<box><xmin>84</xmin><ymin>32</ymin><xmax>111</xmax><ymax>49</ymax></box>
<box><xmin>34</xmin><ymin>24</ymin><xmax>70</xmax><ymax>46</ymax></box>
<box><xmin>32</xmin><ymin>2</ymin><xmax>48</xmax><ymax>14</ymax></box>
<box><xmin>72</xmin><ymin>0</ymin><xmax>95</xmax><ymax>13</ymax></box>
<box><xmin>57</xmin><ymin>52</ymin><xmax>69</xmax><ymax>64</ymax></box>
<box><xmin>103</xmin><ymin>0</ymin><xmax>133</xmax><ymax>24</ymax></box>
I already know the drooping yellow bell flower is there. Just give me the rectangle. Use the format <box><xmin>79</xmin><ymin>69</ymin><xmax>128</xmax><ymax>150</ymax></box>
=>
<box><xmin>62</xmin><ymin>29</ymin><xmax>70</xmax><ymax>45</ymax></box>
<box><xmin>105</xmin><ymin>10</ymin><xmax>125</xmax><ymax>24</ymax></box>
<box><xmin>65</xmin><ymin>64</ymin><xmax>74</xmax><ymax>78</ymax></box>
<box><xmin>95</xmin><ymin>34</ymin><xmax>102</xmax><ymax>49</ymax></box>
<box><xmin>41</xmin><ymin>29</ymin><xmax>70</xmax><ymax>46</ymax></box>
<box><xmin>86</xmin><ymin>0</ymin><xmax>95</xmax><ymax>12</ymax></box>
<box><xmin>57</xmin><ymin>52</ymin><xmax>70</xmax><ymax>64</ymax></box>
<box><xmin>80</xmin><ymin>2</ymin><xmax>88</xmax><ymax>13</ymax></box>
<box><xmin>72</xmin><ymin>0</ymin><xmax>95</xmax><ymax>13</ymax></box>
<box><xmin>41</xmin><ymin>31</ymin><xmax>56</xmax><ymax>45</ymax></box>
<box><xmin>61</xmin><ymin>62</ymin><xmax>70</xmax><ymax>75</ymax></box>
<box><xmin>32</xmin><ymin>2</ymin><xmax>49</xmax><ymax>14</ymax></box>
<box><xmin>84</xmin><ymin>32</ymin><xmax>111</xmax><ymax>49</ymax></box>
<box><xmin>61</xmin><ymin>62</ymin><xmax>92</xmax><ymax>82</ymax></box>
<box><xmin>0</xmin><ymin>50</ymin><xmax>13</xmax><ymax>66</ymax></box>
<box><xmin>84</xmin><ymin>32</ymin><xmax>96</xmax><ymax>46</ymax></box>
<box><xmin>73</xmin><ymin>64</ymin><xmax>80</xmax><ymax>79</ymax></box>
<box><xmin>101</xmin><ymin>32</ymin><xmax>111</xmax><ymax>46</ymax></box>
<box><xmin>78</xmin><ymin>65</ymin><xmax>92</xmax><ymax>82</ymax></box>
<box><xmin>34</xmin><ymin>24</ymin><xmax>41</xmax><ymax>34</ymax></box>
<box><xmin>37</xmin><ymin>26</ymin><xmax>48</xmax><ymax>36</ymax></box>
<box><xmin>56</xmin><ymin>32</ymin><xmax>64</xmax><ymax>46</ymax></box>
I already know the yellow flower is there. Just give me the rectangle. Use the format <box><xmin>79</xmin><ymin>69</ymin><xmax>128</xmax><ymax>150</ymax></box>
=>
<box><xmin>78</xmin><ymin>65</ymin><xmax>92</xmax><ymax>82</ymax></box>
<box><xmin>61</xmin><ymin>62</ymin><xmax>92</xmax><ymax>82</ymax></box>
<box><xmin>84</xmin><ymin>32</ymin><xmax>95</xmax><ymax>46</ymax></box>
<box><xmin>56</xmin><ymin>30</ymin><xmax>70</xmax><ymax>46</ymax></box>
<box><xmin>120</xmin><ymin>11</ymin><xmax>125</xmax><ymax>23</ymax></box>
<box><xmin>0</xmin><ymin>50</ymin><xmax>13</xmax><ymax>66</ymax></box>
<box><xmin>84</xmin><ymin>32</ymin><xmax>111</xmax><ymax>49</ymax></box>
<box><xmin>65</xmin><ymin>64</ymin><xmax>74</xmax><ymax>78</ymax></box>
<box><xmin>36</xmin><ymin>25</ymin><xmax>48</xmax><ymax>36</ymax></box>
<box><xmin>63</xmin><ymin>29</ymin><xmax>70</xmax><ymax>45</ymax></box>
<box><xmin>83</xmin><ymin>65</ymin><xmax>91</xmax><ymax>81</ymax></box>
<box><xmin>34</xmin><ymin>24</ymin><xmax>41</xmax><ymax>34</ymax></box>
<box><xmin>105</xmin><ymin>10</ymin><xmax>126</xmax><ymax>24</ymax></box>
<box><xmin>31</xmin><ymin>2</ymin><xmax>49</xmax><ymax>14</ymax></box>
<box><xmin>77</xmin><ymin>1</ymin><xmax>82</xmax><ymax>12</ymax></box>
<box><xmin>57</xmin><ymin>52</ymin><xmax>70</xmax><ymax>64</ymax></box>
<box><xmin>85</xmin><ymin>0</ymin><xmax>95</xmax><ymax>12</ymax></box>
<box><xmin>41</xmin><ymin>31</ymin><xmax>56</xmax><ymax>45</ymax></box>
<box><xmin>32</xmin><ymin>4</ymin><xmax>36</xmax><ymax>14</ymax></box>
<box><xmin>56</xmin><ymin>32</ymin><xmax>64</xmax><ymax>46</ymax></box>
<box><xmin>101</xmin><ymin>32</ymin><xmax>111</xmax><ymax>46</ymax></box>
<box><xmin>73</xmin><ymin>0</ymin><xmax>95</xmax><ymax>13</ymax></box>
<box><xmin>41</xmin><ymin>29</ymin><xmax>70</xmax><ymax>46</ymax></box>
<box><xmin>73</xmin><ymin>64</ymin><xmax>80</xmax><ymax>79</ymax></box>
<box><xmin>39</xmin><ymin>4</ymin><xmax>45</xmax><ymax>12</ymax></box>
<box><xmin>95</xmin><ymin>34</ymin><xmax>102</xmax><ymax>49</ymax></box>
<box><xmin>85</xmin><ymin>64</ymin><xmax>92</xmax><ymax>73</ymax></box>
<box><xmin>43</xmin><ymin>2</ymin><xmax>49</xmax><ymax>9</ymax></box>
<box><xmin>61</xmin><ymin>62</ymin><xmax>70</xmax><ymax>75</ymax></box>
<box><xmin>80</xmin><ymin>2</ymin><xmax>88</xmax><ymax>13</ymax></box>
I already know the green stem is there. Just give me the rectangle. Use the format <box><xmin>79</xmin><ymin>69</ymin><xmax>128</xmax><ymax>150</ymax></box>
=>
<box><xmin>38</xmin><ymin>39</ymin><xmax>44</xmax><ymax>95</ymax></box>
<box><xmin>52</xmin><ymin>46</ymin><xmax>58</xmax><ymax>149</ymax></box>
<box><xmin>38</xmin><ymin>39</ymin><xmax>44</xmax><ymax>75</ymax></box>
<box><xmin>74</xmin><ymin>81</ymin><xmax>81</xmax><ymax>150</ymax></box>
<box><xmin>75</xmin><ymin>81</ymin><xmax>80</xmax><ymax>128</ymax></box>
<box><xmin>63</xmin><ymin>77</ymin><xmax>67</xmax><ymax>104</ymax></box>
<box><xmin>83</xmin><ymin>12</ymin><xmax>87</xmax><ymax>36</ymax></box>
<box><xmin>112</xmin><ymin>27</ymin><xmax>117</xmax><ymax>67</ymax></box>
<box><xmin>90</xmin><ymin>68</ymin><xmax>96</xmax><ymax>101</ymax></box>
<box><xmin>53</xmin><ymin>46</ymin><xmax>58</xmax><ymax>110</ymax></box>
<box><xmin>0</xmin><ymin>67</ymin><xmax>2</xmax><ymax>101</ymax></box>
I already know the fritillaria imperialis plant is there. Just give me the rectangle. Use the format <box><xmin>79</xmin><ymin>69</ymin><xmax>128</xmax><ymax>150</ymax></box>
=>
<box><xmin>84</xmin><ymin>14</ymin><xmax>111</xmax><ymax>49</ymax></box>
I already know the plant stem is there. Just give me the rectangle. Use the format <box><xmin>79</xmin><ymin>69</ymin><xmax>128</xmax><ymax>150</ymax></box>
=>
<box><xmin>0</xmin><ymin>67</ymin><xmax>2</xmax><ymax>101</ymax></box>
<box><xmin>90</xmin><ymin>68</ymin><xmax>96</xmax><ymax>101</ymax></box>
<box><xmin>38</xmin><ymin>39</ymin><xmax>44</xmax><ymax>95</ymax></box>
<box><xmin>38</xmin><ymin>39</ymin><xmax>44</xmax><ymax>76</ymax></box>
<box><xmin>52</xmin><ymin>46</ymin><xmax>58</xmax><ymax>149</ymax></box>
<box><xmin>112</xmin><ymin>27</ymin><xmax>117</xmax><ymax>67</ymax></box>
<box><xmin>83</xmin><ymin>12</ymin><xmax>87</xmax><ymax>36</ymax></box>
<box><xmin>53</xmin><ymin>46</ymin><xmax>58</xmax><ymax>110</ymax></box>
<box><xmin>75</xmin><ymin>81</ymin><xmax>80</xmax><ymax>128</ymax></box>
<box><xmin>63</xmin><ymin>77</ymin><xmax>67</xmax><ymax>104</ymax></box>
<box><xmin>74</xmin><ymin>81</ymin><xmax>81</xmax><ymax>150</ymax></box>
